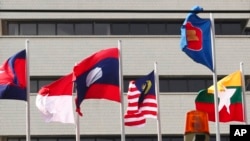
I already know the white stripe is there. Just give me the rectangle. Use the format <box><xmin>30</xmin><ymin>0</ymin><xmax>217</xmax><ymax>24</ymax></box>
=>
<box><xmin>36</xmin><ymin>95</ymin><xmax>75</xmax><ymax>124</ymax></box>
<box><xmin>143</xmin><ymin>98</ymin><xmax>157</xmax><ymax>103</ymax></box>
<box><xmin>128</xmin><ymin>97</ymin><xmax>139</xmax><ymax>103</ymax></box>
<box><xmin>124</xmin><ymin>116</ymin><xmax>145</xmax><ymax>122</ymax></box>
<box><xmin>126</xmin><ymin>106</ymin><xmax>138</xmax><ymax>111</ymax></box>
<box><xmin>140</xmin><ymin>106</ymin><xmax>158</xmax><ymax>112</ymax></box>
<box><xmin>144</xmin><ymin>115</ymin><xmax>157</xmax><ymax>118</ymax></box>
<box><xmin>127</xmin><ymin>90</ymin><xmax>140</xmax><ymax>96</ymax></box>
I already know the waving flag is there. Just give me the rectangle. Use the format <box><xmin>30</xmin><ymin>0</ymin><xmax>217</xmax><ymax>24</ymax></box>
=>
<box><xmin>124</xmin><ymin>71</ymin><xmax>157</xmax><ymax>127</ymax></box>
<box><xmin>0</xmin><ymin>50</ymin><xmax>26</xmax><ymax>101</ymax></box>
<box><xmin>36</xmin><ymin>73</ymin><xmax>75</xmax><ymax>123</ymax></box>
<box><xmin>73</xmin><ymin>47</ymin><xmax>120</xmax><ymax>116</ymax></box>
<box><xmin>180</xmin><ymin>6</ymin><xmax>213</xmax><ymax>71</ymax></box>
<box><xmin>195</xmin><ymin>70</ymin><xmax>244</xmax><ymax>122</ymax></box>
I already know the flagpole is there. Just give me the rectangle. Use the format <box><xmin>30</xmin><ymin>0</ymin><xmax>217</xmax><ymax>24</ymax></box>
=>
<box><xmin>25</xmin><ymin>39</ymin><xmax>31</xmax><ymax>141</ymax></box>
<box><xmin>118</xmin><ymin>40</ymin><xmax>126</xmax><ymax>141</ymax></box>
<box><xmin>210</xmin><ymin>13</ymin><xmax>221</xmax><ymax>141</ymax></box>
<box><xmin>154</xmin><ymin>62</ymin><xmax>162</xmax><ymax>141</ymax></box>
<box><xmin>240</xmin><ymin>62</ymin><xmax>248</xmax><ymax>124</ymax></box>
<box><xmin>73</xmin><ymin>65</ymin><xmax>80</xmax><ymax>141</ymax></box>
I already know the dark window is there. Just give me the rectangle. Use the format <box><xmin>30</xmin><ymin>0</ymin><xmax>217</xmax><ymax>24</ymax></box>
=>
<box><xmin>221</xmin><ymin>23</ymin><xmax>242</xmax><ymax>35</ymax></box>
<box><xmin>111</xmin><ymin>23</ymin><xmax>130</xmax><ymax>35</ymax></box>
<box><xmin>75</xmin><ymin>23</ymin><xmax>93</xmax><ymax>35</ymax></box>
<box><xmin>30</xmin><ymin>80</ymin><xmax>38</xmax><ymax>93</ymax></box>
<box><xmin>167</xmin><ymin>23</ymin><xmax>182</xmax><ymax>35</ymax></box>
<box><xmin>8</xmin><ymin>23</ymin><xmax>19</xmax><ymax>35</ymax></box>
<box><xmin>4</xmin><ymin>20</ymin><xmax>249</xmax><ymax>35</ymax></box>
<box><xmin>130</xmin><ymin>23</ymin><xmax>148</xmax><ymax>35</ymax></box>
<box><xmin>215</xmin><ymin>21</ymin><xmax>244</xmax><ymax>35</ymax></box>
<box><xmin>159</xmin><ymin>79</ymin><xmax>169</xmax><ymax>92</ymax></box>
<box><xmin>57</xmin><ymin>23</ymin><xmax>74</xmax><ymax>35</ymax></box>
<box><xmin>168</xmin><ymin>79</ymin><xmax>188</xmax><ymax>92</ymax></box>
<box><xmin>38</xmin><ymin>23</ymin><xmax>56</xmax><ymax>35</ymax></box>
<box><xmin>20</xmin><ymin>23</ymin><xmax>37</xmax><ymax>35</ymax></box>
<box><xmin>148</xmin><ymin>23</ymin><xmax>166</xmax><ymax>35</ymax></box>
<box><xmin>38</xmin><ymin>80</ymin><xmax>55</xmax><ymax>91</ymax></box>
<box><xmin>188</xmin><ymin>79</ymin><xmax>206</xmax><ymax>92</ymax></box>
<box><xmin>94</xmin><ymin>23</ymin><xmax>110</xmax><ymax>35</ymax></box>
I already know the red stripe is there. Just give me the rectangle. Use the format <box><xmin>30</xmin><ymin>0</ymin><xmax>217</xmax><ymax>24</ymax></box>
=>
<box><xmin>124</xmin><ymin>120</ymin><xmax>146</xmax><ymax>127</ymax></box>
<box><xmin>124</xmin><ymin>81</ymin><xmax>158</xmax><ymax>127</ymax></box>
<box><xmin>124</xmin><ymin>113</ymin><xmax>146</xmax><ymax>127</ymax></box>
<box><xmin>84</xmin><ymin>83</ymin><xmax>120</xmax><ymax>102</ymax></box>
<box><xmin>195</xmin><ymin>102</ymin><xmax>244</xmax><ymax>122</ymax></box>
<box><xmin>73</xmin><ymin>48</ymin><xmax>118</xmax><ymax>78</ymax></box>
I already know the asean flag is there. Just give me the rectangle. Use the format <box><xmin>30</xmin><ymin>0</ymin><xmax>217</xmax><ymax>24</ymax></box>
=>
<box><xmin>0</xmin><ymin>50</ymin><xmax>26</xmax><ymax>101</ymax></box>
<box><xmin>180</xmin><ymin>6</ymin><xmax>213</xmax><ymax>72</ymax></box>
<box><xmin>73</xmin><ymin>47</ymin><xmax>120</xmax><ymax>116</ymax></box>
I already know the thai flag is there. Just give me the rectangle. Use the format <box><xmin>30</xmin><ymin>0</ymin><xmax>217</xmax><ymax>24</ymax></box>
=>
<box><xmin>73</xmin><ymin>47</ymin><xmax>120</xmax><ymax>116</ymax></box>
<box><xmin>0</xmin><ymin>50</ymin><xmax>26</xmax><ymax>101</ymax></box>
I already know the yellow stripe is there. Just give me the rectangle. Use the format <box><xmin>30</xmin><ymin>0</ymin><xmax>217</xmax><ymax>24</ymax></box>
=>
<box><xmin>208</xmin><ymin>70</ymin><xmax>242</xmax><ymax>93</ymax></box>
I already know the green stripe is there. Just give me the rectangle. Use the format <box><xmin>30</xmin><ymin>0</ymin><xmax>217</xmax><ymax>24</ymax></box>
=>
<box><xmin>195</xmin><ymin>87</ymin><xmax>242</xmax><ymax>103</ymax></box>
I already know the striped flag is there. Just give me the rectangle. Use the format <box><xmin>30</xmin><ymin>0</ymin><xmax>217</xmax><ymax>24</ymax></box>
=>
<box><xmin>124</xmin><ymin>71</ymin><xmax>157</xmax><ymax>127</ymax></box>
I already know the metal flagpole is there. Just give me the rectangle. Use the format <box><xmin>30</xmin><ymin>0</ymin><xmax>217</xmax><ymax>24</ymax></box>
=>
<box><xmin>154</xmin><ymin>62</ymin><xmax>162</xmax><ymax>141</ymax></box>
<box><xmin>118</xmin><ymin>40</ymin><xmax>126</xmax><ymax>141</ymax></box>
<box><xmin>25</xmin><ymin>39</ymin><xmax>31</xmax><ymax>141</ymax></box>
<box><xmin>210</xmin><ymin>13</ymin><xmax>221</xmax><ymax>141</ymax></box>
<box><xmin>73</xmin><ymin>65</ymin><xmax>80</xmax><ymax>141</ymax></box>
<box><xmin>240</xmin><ymin>62</ymin><xmax>248</xmax><ymax>124</ymax></box>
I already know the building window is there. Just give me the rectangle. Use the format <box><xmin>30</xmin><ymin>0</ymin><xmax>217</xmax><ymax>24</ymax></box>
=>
<box><xmin>3</xmin><ymin>20</ymin><xmax>248</xmax><ymax>36</ymax></box>
<box><xmin>94</xmin><ymin>23</ymin><xmax>110</xmax><ymax>35</ymax></box>
<box><xmin>75</xmin><ymin>23</ymin><xmax>93</xmax><ymax>35</ymax></box>
<box><xmin>57</xmin><ymin>23</ymin><xmax>74</xmax><ymax>35</ymax></box>
<box><xmin>31</xmin><ymin>76</ymin><xmax>250</xmax><ymax>93</ymax></box>
<box><xmin>148</xmin><ymin>23</ymin><xmax>166</xmax><ymax>35</ymax></box>
<box><xmin>130</xmin><ymin>23</ymin><xmax>148</xmax><ymax>35</ymax></box>
<box><xmin>20</xmin><ymin>23</ymin><xmax>37</xmax><ymax>35</ymax></box>
<box><xmin>38</xmin><ymin>23</ymin><xmax>56</xmax><ymax>35</ymax></box>
<box><xmin>111</xmin><ymin>23</ymin><xmax>130</xmax><ymax>35</ymax></box>
<box><xmin>8</xmin><ymin>23</ymin><xmax>19</xmax><ymax>35</ymax></box>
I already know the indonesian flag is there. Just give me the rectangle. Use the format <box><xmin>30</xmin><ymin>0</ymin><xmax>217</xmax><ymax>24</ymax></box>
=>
<box><xmin>36</xmin><ymin>73</ymin><xmax>75</xmax><ymax>124</ymax></box>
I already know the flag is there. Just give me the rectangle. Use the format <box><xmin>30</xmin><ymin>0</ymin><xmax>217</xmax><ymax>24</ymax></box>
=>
<box><xmin>0</xmin><ymin>50</ymin><xmax>26</xmax><ymax>101</ymax></box>
<box><xmin>195</xmin><ymin>70</ymin><xmax>244</xmax><ymax>122</ymax></box>
<box><xmin>73</xmin><ymin>47</ymin><xmax>120</xmax><ymax>116</ymax></box>
<box><xmin>180</xmin><ymin>6</ymin><xmax>213</xmax><ymax>71</ymax></box>
<box><xmin>36</xmin><ymin>73</ymin><xmax>75</xmax><ymax>123</ymax></box>
<box><xmin>124</xmin><ymin>71</ymin><xmax>158</xmax><ymax>127</ymax></box>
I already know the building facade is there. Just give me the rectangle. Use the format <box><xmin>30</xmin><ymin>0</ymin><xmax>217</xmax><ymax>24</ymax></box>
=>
<box><xmin>0</xmin><ymin>0</ymin><xmax>250</xmax><ymax>141</ymax></box>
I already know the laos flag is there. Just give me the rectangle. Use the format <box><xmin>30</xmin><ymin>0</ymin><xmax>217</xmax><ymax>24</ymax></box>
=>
<box><xmin>0</xmin><ymin>50</ymin><xmax>27</xmax><ymax>101</ymax></box>
<box><xmin>73</xmin><ymin>47</ymin><xmax>120</xmax><ymax>116</ymax></box>
<box><xmin>180</xmin><ymin>6</ymin><xmax>213</xmax><ymax>72</ymax></box>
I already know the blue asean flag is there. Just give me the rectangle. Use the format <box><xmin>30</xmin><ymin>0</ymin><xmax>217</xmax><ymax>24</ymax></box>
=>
<box><xmin>0</xmin><ymin>50</ymin><xmax>27</xmax><ymax>101</ymax></box>
<box><xmin>180</xmin><ymin>6</ymin><xmax>213</xmax><ymax>72</ymax></box>
<box><xmin>134</xmin><ymin>71</ymin><xmax>155</xmax><ymax>104</ymax></box>
<box><xmin>73</xmin><ymin>48</ymin><xmax>120</xmax><ymax>116</ymax></box>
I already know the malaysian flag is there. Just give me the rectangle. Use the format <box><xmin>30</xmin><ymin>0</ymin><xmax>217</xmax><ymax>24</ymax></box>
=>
<box><xmin>124</xmin><ymin>71</ymin><xmax>158</xmax><ymax>127</ymax></box>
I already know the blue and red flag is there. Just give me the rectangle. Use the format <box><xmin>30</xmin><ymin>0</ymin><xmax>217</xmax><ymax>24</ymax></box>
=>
<box><xmin>73</xmin><ymin>47</ymin><xmax>120</xmax><ymax>116</ymax></box>
<box><xmin>124</xmin><ymin>71</ymin><xmax>158</xmax><ymax>127</ymax></box>
<box><xmin>180</xmin><ymin>6</ymin><xmax>213</xmax><ymax>72</ymax></box>
<box><xmin>0</xmin><ymin>50</ymin><xmax>27</xmax><ymax>101</ymax></box>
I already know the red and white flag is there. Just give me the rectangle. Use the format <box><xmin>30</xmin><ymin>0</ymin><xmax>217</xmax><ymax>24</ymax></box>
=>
<box><xmin>36</xmin><ymin>73</ymin><xmax>75</xmax><ymax>124</ymax></box>
<box><xmin>124</xmin><ymin>71</ymin><xmax>157</xmax><ymax>127</ymax></box>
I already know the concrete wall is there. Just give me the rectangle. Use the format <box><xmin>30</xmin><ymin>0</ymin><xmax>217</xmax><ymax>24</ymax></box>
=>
<box><xmin>1</xmin><ymin>93</ymin><xmax>249</xmax><ymax>136</ymax></box>
<box><xmin>0</xmin><ymin>36</ymin><xmax>250</xmax><ymax>76</ymax></box>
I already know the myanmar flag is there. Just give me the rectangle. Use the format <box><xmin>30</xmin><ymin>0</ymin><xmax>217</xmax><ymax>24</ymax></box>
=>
<box><xmin>195</xmin><ymin>70</ymin><xmax>244</xmax><ymax>122</ymax></box>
